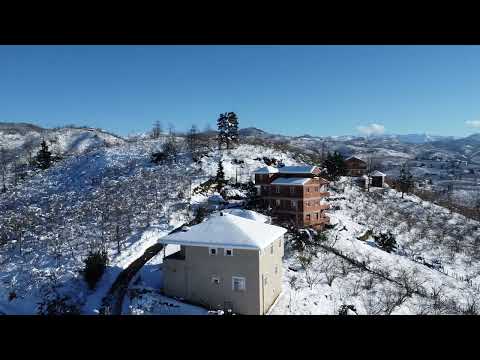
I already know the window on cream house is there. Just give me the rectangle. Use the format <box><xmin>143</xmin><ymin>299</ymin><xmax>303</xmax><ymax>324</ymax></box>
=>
<box><xmin>232</xmin><ymin>276</ymin><xmax>246</xmax><ymax>292</ymax></box>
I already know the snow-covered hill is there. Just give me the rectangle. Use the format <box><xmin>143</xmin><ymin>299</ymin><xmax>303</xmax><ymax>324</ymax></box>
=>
<box><xmin>271</xmin><ymin>179</ymin><xmax>480</xmax><ymax>315</ymax></box>
<box><xmin>2</xmin><ymin>122</ymin><xmax>480</xmax><ymax>315</ymax></box>
<box><xmin>0</xmin><ymin>139</ymin><xmax>302</xmax><ymax>314</ymax></box>
<box><xmin>0</xmin><ymin>122</ymin><xmax>125</xmax><ymax>158</ymax></box>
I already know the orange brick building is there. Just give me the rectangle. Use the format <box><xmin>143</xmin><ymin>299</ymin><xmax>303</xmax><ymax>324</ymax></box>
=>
<box><xmin>254</xmin><ymin>165</ymin><xmax>330</xmax><ymax>229</ymax></box>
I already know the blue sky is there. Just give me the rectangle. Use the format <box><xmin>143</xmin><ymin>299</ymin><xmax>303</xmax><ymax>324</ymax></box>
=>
<box><xmin>1</xmin><ymin>45</ymin><xmax>480</xmax><ymax>137</ymax></box>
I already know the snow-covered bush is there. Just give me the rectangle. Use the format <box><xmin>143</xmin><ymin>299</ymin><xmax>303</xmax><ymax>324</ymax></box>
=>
<box><xmin>82</xmin><ymin>250</ymin><xmax>109</xmax><ymax>290</ymax></box>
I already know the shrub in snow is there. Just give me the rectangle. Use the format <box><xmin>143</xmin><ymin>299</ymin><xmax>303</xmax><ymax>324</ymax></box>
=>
<box><xmin>373</xmin><ymin>231</ymin><xmax>397</xmax><ymax>253</ymax></box>
<box><xmin>37</xmin><ymin>284</ymin><xmax>81</xmax><ymax>315</ymax></box>
<box><xmin>338</xmin><ymin>304</ymin><xmax>357</xmax><ymax>315</ymax></box>
<box><xmin>34</xmin><ymin>140</ymin><xmax>53</xmax><ymax>170</ymax></box>
<box><xmin>82</xmin><ymin>249</ymin><xmax>109</xmax><ymax>290</ymax></box>
<box><xmin>150</xmin><ymin>151</ymin><xmax>168</xmax><ymax>164</ymax></box>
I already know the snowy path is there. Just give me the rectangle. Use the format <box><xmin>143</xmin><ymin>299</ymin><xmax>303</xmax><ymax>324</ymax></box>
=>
<box><xmin>100</xmin><ymin>243</ymin><xmax>165</xmax><ymax>315</ymax></box>
<box><xmin>81</xmin><ymin>225</ymin><xmax>170</xmax><ymax>315</ymax></box>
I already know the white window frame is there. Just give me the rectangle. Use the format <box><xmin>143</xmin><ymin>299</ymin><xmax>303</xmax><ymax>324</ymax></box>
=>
<box><xmin>209</xmin><ymin>247</ymin><xmax>218</xmax><ymax>256</ymax></box>
<box><xmin>275</xmin><ymin>199</ymin><xmax>281</xmax><ymax>207</ymax></box>
<box><xmin>291</xmin><ymin>200</ymin><xmax>296</xmax><ymax>208</ymax></box>
<box><xmin>232</xmin><ymin>276</ymin><xmax>246</xmax><ymax>292</ymax></box>
<box><xmin>224</xmin><ymin>248</ymin><xmax>233</xmax><ymax>256</ymax></box>
<box><xmin>275</xmin><ymin>186</ymin><xmax>280</xmax><ymax>193</ymax></box>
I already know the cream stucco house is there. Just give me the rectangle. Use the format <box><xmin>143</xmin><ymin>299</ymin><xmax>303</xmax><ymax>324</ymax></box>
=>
<box><xmin>158</xmin><ymin>212</ymin><xmax>287</xmax><ymax>315</ymax></box>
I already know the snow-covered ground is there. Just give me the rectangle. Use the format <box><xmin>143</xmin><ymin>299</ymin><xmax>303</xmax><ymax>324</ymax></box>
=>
<box><xmin>270</xmin><ymin>179</ymin><xmax>480</xmax><ymax>315</ymax></box>
<box><xmin>3</xmin><ymin>129</ymin><xmax>479</xmax><ymax>315</ymax></box>
<box><xmin>0</xmin><ymin>139</ymin><xmax>302</xmax><ymax>314</ymax></box>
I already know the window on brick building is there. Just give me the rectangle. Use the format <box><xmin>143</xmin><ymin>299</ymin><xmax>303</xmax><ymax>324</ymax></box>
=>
<box><xmin>276</xmin><ymin>186</ymin><xmax>280</xmax><ymax>193</ymax></box>
<box><xmin>276</xmin><ymin>199</ymin><xmax>280</xmax><ymax>207</ymax></box>
<box><xmin>290</xmin><ymin>187</ymin><xmax>295</xmax><ymax>194</ymax></box>
<box><xmin>306</xmin><ymin>214</ymin><xmax>311</xmax><ymax>221</ymax></box>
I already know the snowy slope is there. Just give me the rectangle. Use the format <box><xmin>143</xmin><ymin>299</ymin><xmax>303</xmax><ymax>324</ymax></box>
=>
<box><xmin>0</xmin><ymin>138</ymin><xmax>302</xmax><ymax>314</ymax></box>
<box><xmin>270</xmin><ymin>179</ymin><xmax>480</xmax><ymax>315</ymax></box>
<box><xmin>0</xmin><ymin>123</ymin><xmax>125</xmax><ymax>157</ymax></box>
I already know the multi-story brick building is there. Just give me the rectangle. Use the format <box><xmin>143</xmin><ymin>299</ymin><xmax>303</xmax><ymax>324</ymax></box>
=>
<box><xmin>253</xmin><ymin>165</ymin><xmax>330</xmax><ymax>229</ymax></box>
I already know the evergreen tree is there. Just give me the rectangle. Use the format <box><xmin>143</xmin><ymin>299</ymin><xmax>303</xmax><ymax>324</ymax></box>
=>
<box><xmin>35</xmin><ymin>140</ymin><xmax>52</xmax><ymax>170</ymax></box>
<box><xmin>324</xmin><ymin>151</ymin><xmax>345</xmax><ymax>182</ymax></box>
<box><xmin>226</xmin><ymin>112</ymin><xmax>239</xmax><ymax>149</ymax></box>
<box><xmin>398</xmin><ymin>163</ymin><xmax>414</xmax><ymax>198</ymax></box>
<box><xmin>374</xmin><ymin>231</ymin><xmax>397</xmax><ymax>253</ymax></box>
<box><xmin>215</xmin><ymin>160</ymin><xmax>225</xmax><ymax>191</ymax></box>
<box><xmin>217</xmin><ymin>113</ymin><xmax>228</xmax><ymax>150</ymax></box>
<box><xmin>217</xmin><ymin>112</ymin><xmax>240</xmax><ymax>150</ymax></box>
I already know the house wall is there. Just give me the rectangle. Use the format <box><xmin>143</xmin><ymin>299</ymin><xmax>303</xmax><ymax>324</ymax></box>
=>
<box><xmin>163</xmin><ymin>237</ymin><xmax>285</xmax><ymax>315</ymax></box>
<box><xmin>345</xmin><ymin>158</ymin><xmax>368</xmax><ymax>176</ymax></box>
<box><xmin>259</xmin><ymin>236</ymin><xmax>284</xmax><ymax>314</ymax></box>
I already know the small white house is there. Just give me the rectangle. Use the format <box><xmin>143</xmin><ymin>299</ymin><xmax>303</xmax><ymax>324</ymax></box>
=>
<box><xmin>159</xmin><ymin>213</ymin><xmax>287</xmax><ymax>315</ymax></box>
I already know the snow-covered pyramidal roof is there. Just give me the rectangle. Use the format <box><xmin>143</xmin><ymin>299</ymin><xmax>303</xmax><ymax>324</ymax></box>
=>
<box><xmin>159</xmin><ymin>213</ymin><xmax>287</xmax><ymax>250</ymax></box>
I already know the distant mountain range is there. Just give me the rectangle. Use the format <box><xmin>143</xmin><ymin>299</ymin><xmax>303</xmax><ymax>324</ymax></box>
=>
<box><xmin>3</xmin><ymin>121</ymin><xmax>480</xmax><ymax>165</ymax></box>
<box><xmin>238</xmin><ymin>127</ymin><xmax>456</xmax><ymax>144</ymax></box>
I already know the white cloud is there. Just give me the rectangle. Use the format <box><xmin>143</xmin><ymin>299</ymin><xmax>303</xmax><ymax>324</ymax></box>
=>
<box><xmin>356</xmin><ymin>123</ymin><xmax>385</xmax><ymax>136</ymax></box>
<box><xmin>466</xmin><ymin>120</ymin><xmax>480</xmax><ymax>129</ymax></box>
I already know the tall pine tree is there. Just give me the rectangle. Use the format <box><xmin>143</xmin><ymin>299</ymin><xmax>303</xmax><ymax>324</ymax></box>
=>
<box><xmin>217</xmin><ymin>113</ymin><xmax>228</xmax><ymax>150</ymax></box>
<box><xmin>398</xmin><ymin>163</ymin><xmax>414</xmax><ymax>198</ymax></box>
<box><xmin>226</xmin><ymin>112</ymin><xmax>239</xmax><ymax>149</ymax></box>
<box><xmin>215</xmin><ymin>160</ymin><xmax>225</xmax><ymax>192</ymax></box>
<box><xmin>324</xmin><ymin>151</ymin><xmax>345</xmax><ymax>182</ymax></box>
<box><xmin>35</xmin><ymin>140</ymin><xmax>52</xmax><ymax>170</ymax></box>
<box><xmin>217</xmin><ymin>112</ymin><xmax>239</xmax><ymax>150</ymax></box>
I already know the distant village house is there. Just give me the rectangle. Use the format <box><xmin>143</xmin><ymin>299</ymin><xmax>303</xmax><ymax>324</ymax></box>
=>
<box><xmin>344</xmin><ymin>156</ymin><xmax>367</xmax><ymax>176</ymax></box>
